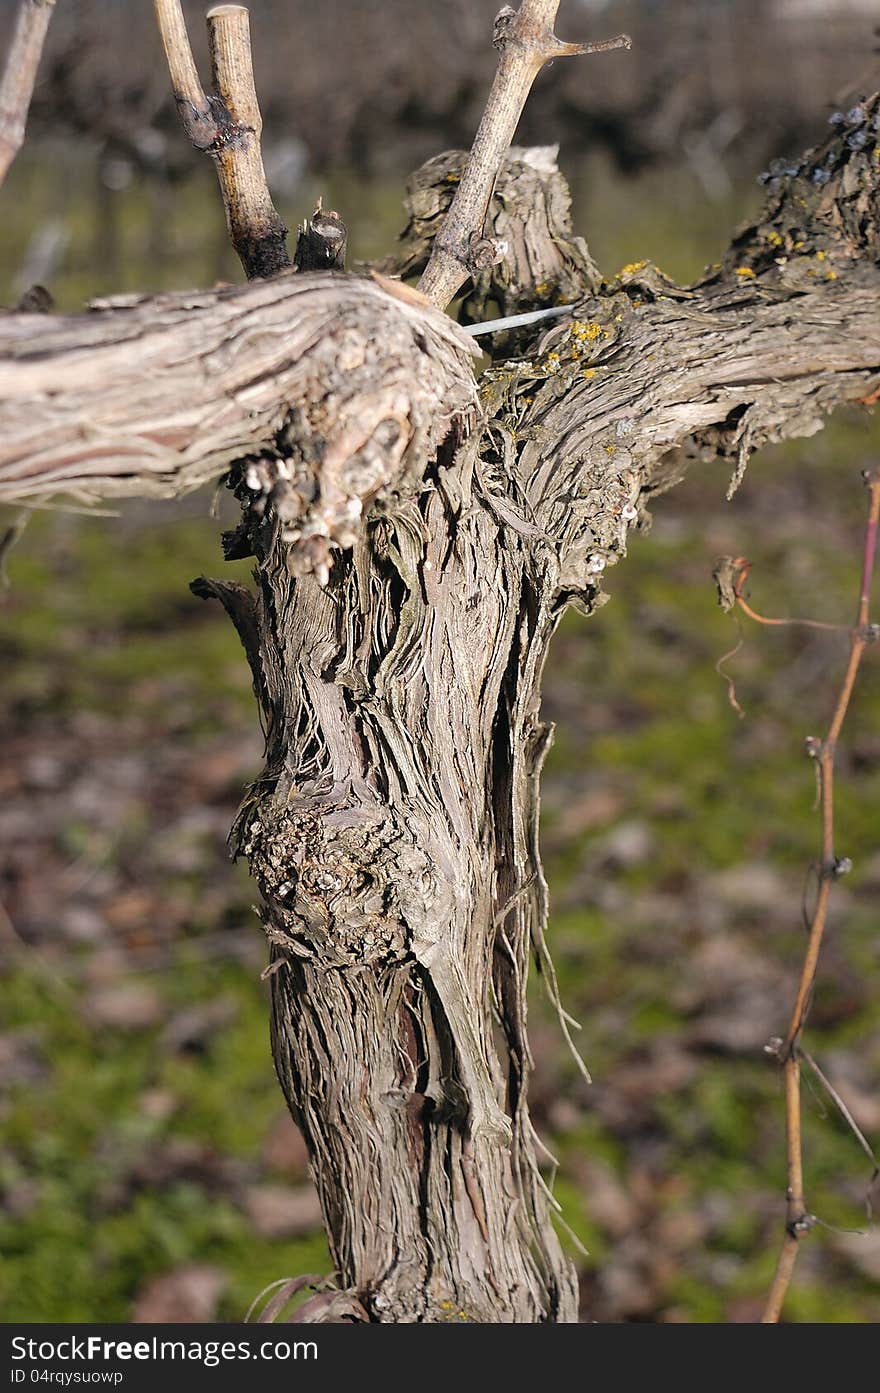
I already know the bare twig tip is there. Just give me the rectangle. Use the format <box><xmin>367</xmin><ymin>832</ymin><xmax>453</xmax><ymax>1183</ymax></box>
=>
<box><xmin>588</xmin><ymin>33</ymin><xmax>632</xmax><ymax>54</ymax></box>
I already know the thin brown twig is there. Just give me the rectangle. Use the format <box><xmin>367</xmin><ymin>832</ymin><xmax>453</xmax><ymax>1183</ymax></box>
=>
<box><xmin>153</xmin><ymin>0</ymin><xmax>210</xmax><ymax>138</ymax></box>
<box><xmin>799</xmin><ymin>1047</ymin><xmax>880</xmax><ymax>1182</ymax></box>
<box><xmin>761</xmin><ymin>465</ymin><xmax>880</xmax><ymax>1324</ymax></box>
<box><xmin>731</xmin><ymin>556</ymin><xmax>845</xmax><ymax>633</ymax></box>
<box><xmin>0</xmin><ymin>0</ymin><xmax>57</xmax><ymax>189</ymax></box>
<box><xmin>417</xmin><ymin>0</ymin><xmax>630</xmax><ymax>309</ymax></box>
<box><xmin>714</xmin><ymin>553</ymin><xmax>846</xmax><ymax>716</ymax></box>
<box><xmin>715</xmin><ymin>625</ymin><xmax>746</xmax><ymax>718</ymax></box>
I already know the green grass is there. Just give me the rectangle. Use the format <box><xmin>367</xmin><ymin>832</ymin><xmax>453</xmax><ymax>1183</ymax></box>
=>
<box><xmin>0</xmin><ymin>504</ymin><xmax>258</xmax><ymax>722</ymax></box>
<box><xmin>0</xmin><ymin>957</ymin><xmax>330</xmax><ymax>1322</ymax></box>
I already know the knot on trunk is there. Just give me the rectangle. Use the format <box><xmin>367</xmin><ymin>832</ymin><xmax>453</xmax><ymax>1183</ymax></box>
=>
<box><xmin>243</xmin><ymin>801</ymin><xmax>449</xmax><ymax>969</ymax></box>
<box><xmin>228</xmin><ymin>397</ymin><xmax>410</xmax><ymax>584</ymax></box>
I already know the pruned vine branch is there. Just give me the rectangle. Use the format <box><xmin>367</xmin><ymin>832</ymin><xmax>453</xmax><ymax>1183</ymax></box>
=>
<box><xmin>294</xmin><ymin>198</ymin><xmax>348</xmax><ymax>273</ymax></box>
<box><xmin>417</xmin><ymin>0</ymin><xmax>630</xmax><ymax>309</ymax></box>
<box><xmin>0</xmin><ymin>0</ymin><xmax>57</xmax><ymax>189</ymax></box>
<box><xmin>153</xmin><ymin>0</ymin><xmax>289</xmax><ymax>278</ymax></box>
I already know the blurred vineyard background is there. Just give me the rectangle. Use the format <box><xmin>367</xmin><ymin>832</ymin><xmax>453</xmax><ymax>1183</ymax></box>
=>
<box><xmin>1</xmin><ymin>0</ymin><xmax>879</xmax><ymax>1323</ymax></box>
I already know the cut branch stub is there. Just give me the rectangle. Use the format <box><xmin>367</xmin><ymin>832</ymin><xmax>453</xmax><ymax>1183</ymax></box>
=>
<box><xmin>381</xmin><ymin>145</ymin><xmax>601</xmax><ymax>319</ymax></box>
<box><xmin>294</xmin><ymin>199</ymin><xmax>348</xmax><ymax>272</ymax></box>
<box><xmin>153</xmin><ymin>0</ymin><xmax>289</xmax><ymax>278</ymax></box>
<box><xmin>417</xmin><ymin>0</ymin><xmax>630</xmax><ymax>309</ymax></box>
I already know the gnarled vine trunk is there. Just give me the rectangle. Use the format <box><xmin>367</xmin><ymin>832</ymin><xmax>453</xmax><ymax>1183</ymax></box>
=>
<box><xmin>233</xmin><ymin>477</ymin><xmax>576</xmax><ymax>1320</ymax></box>
<box><xmin>2</xmin><ymin>0</ymin><xmax>879</xmax><ymax>1324</ymax></box>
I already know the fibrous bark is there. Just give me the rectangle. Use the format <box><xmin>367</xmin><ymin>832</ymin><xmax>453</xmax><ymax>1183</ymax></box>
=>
<box><xmin>376</xmin><ymin>143</ymin><xmax>601</xmax><ymax>320</ymax></box>
<box><xmin>204</xmin><ymin>415</ymin><xmax>581</xmax><ymax>1320</ymax></box>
